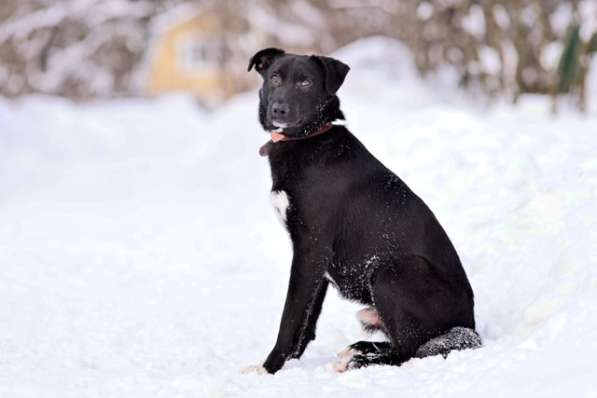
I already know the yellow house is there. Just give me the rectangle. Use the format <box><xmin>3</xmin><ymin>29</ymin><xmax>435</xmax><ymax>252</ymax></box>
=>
<box><xmin>146</xmin><ymin>5</ymin><xmax>254</xmax><ymax>106</ymax></box>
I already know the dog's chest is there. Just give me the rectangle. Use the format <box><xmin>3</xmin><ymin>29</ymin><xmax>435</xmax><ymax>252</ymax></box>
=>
<box><xmin>270</xmin><ymin>190</ymin><xmax>290</xmax><ymax>226</ymax></box>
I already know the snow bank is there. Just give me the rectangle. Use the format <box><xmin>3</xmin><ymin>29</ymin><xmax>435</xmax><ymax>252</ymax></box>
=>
<box><xmin>1</xmin><ymin>38</ymin><xmax>597</xmax><ymax>397</ymax></box>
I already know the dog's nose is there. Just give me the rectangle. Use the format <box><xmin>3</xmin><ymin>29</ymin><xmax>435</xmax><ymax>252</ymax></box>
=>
<box><xmin>271</xmin><ymin>102</ymin><xmax>289</xmax><ymax>118</ymax></box>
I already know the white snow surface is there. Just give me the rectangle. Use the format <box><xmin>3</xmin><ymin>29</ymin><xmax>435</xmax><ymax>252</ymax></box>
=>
<box><xmin>1</xmin><ymin>39</ymin><xmax>597</xmax><ymax>397</ymax></box>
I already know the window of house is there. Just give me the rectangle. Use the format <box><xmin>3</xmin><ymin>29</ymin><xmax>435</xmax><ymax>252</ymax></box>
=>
<box><xmin>177</xmin><ymin>33</ymin><xmax>225</xmax><ymax>74</ymax></box>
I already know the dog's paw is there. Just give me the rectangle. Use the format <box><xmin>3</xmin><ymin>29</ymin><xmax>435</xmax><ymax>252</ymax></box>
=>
<box><xmin>241</xmin><ymin>364</ymin><xmax>268</xmax><ymax>375</ymax></box>
<box><xmin>332</xmin><ymin>347</ymin><xmax>358</xmax><ymax>373</ymax></box>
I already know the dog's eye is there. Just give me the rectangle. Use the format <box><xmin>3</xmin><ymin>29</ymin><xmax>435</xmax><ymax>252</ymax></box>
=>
<box><xmin>298</xmin><ymin>79</ymin><xmax>312</xmax><ymax>89</ymax></box>
<box><xmin>271</xmin><ymin>74</ymin><xmax>282</xmax><ymax>86</ymax></box>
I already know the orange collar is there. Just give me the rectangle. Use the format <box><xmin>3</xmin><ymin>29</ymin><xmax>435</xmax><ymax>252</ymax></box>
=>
<box><xmin>259</xmin><ymin>123</ymin><xmax>334</xmax><ymax>157</ymax></box>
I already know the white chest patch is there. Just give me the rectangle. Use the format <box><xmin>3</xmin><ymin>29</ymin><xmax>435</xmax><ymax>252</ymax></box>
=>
<box><xmin>270</xmin><ymin>190</ymin><xmax>290</xmax><ymax>225</ymax></box>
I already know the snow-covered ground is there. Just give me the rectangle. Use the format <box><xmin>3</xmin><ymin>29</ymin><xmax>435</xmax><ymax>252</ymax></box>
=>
<box><xmin>1</xmin><ymin>39</ymin><xmax>597</xmax><ymax>397</ymax></box>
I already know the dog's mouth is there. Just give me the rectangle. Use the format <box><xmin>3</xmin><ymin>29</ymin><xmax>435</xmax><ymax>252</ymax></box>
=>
<box><xmin>269</xmin><ymin>118</ymin><xmax>304</xmax><ymax>131</ymax></box>
<box><xmin>260</xmin><ymin>121</ymin><xmax>334</xmax><ymax>156</ymax></box>
<box><xmin>272</xmin><ymin>121</ymin><xmax>288</xmax><ymax>129</ymax></box>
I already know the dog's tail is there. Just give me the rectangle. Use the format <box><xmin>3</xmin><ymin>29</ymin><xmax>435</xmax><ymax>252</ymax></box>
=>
<box><xmin>415</xmin><ymin>327</ymin><xmax>482</xmax><ymax>359</ymax></box>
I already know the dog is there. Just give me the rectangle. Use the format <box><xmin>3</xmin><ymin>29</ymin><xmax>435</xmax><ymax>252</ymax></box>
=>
<box><xmin>243</xmin><ymin>48</ymin><xmax>481</xmax><ymax>375</ymax></box>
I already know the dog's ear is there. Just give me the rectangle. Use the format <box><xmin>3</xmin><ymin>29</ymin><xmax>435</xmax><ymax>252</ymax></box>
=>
<box><xmin>311</xmin><ymin>55</ymin><xmax>350</xmax><ymax>94</ymax></box>
<box><xmin>248</xmin><ymin>48</ymin><xmax>285</xmax><ymax>76</ymax></box>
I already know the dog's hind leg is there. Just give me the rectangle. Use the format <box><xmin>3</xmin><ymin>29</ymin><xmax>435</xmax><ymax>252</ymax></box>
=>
<box><xmin>335</xmin><ymin>255</ymin><xmax>480</xmax><ymax>372</ymax></box>
<box><xmin>334</xmin><ymin>327</ymin><xmax>482</xmax><ymax>372</ymax></box>
<box><xmin>415</xmin><ymin>326</ymin><xmax>481</xmax><ymax>358</ymax></box>
<box><xmin>334</xmin><ymin>341</ymin><xmax>398</xmax><ymax>372</ymax></box>
<box><xmin>338</xmin><ymin>255</ymin><xmax>462</xmax><ymax>371</ymax></box>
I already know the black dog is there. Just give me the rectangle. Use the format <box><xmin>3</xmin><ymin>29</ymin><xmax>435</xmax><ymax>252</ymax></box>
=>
<box><xmin>244</xmin><ymin>48</ymin><xmax>481</xmax><ymax>375</ymax></box>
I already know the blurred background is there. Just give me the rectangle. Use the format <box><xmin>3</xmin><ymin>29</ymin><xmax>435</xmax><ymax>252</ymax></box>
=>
<box><xmin>1</xmin><ymin>0</ymin><xmax>596</xmax><ymax>110</ymax></box>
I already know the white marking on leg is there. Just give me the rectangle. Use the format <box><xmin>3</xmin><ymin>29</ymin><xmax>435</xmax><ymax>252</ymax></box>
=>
<box><xmin>333</xmin><ymin>348</ymin><xmax>357</xmax><ymax>373</ymax></box>
<box><xmin>241</xmin><ymin>364</ymin><xmax>267</xmax><ymax>375</ymax></box>
<box><xmin>270</xmin><ymin>190</ymin><xmax>290</xmax><ymax>225</ymax></box>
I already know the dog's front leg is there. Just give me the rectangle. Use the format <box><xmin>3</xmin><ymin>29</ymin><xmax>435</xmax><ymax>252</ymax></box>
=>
<box><xmin>262</xmin><ymin>252</ymin><xmax>325</xmax><ymax>374</ymax></box>
<box><xmin>289</xmin><ymin>279</ymin><xmax>328</xmax><ymax>359</ymax></box>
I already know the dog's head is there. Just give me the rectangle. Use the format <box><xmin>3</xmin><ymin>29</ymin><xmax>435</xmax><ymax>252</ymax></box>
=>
<box><xmin>248</xmin><ymin>48</ymin><xmax>349</xmax><ymax>137</ymax></box>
